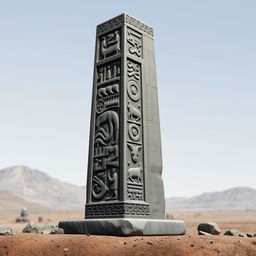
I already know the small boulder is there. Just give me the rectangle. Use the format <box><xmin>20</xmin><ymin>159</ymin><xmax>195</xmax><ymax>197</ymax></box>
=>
<box><xmin>23</xmin><ymin>223</ymin><xmax>64</xmax><ymax>234</ymax></box>
<box><xmin>224</xmin><ymin>229</ymin><xmax>241</xmax><ymax>236</ymax></box>
<box><xmin>197</xmin><ymin>222</ymin><xmax>221</xmax><ymax>235</ymax></box>
<box><xmin>38</xmin><ymin>225</ymin><xmax>54</xmax><ymax>234</ymax></box>
<box><xmin>51</xmin><ymin>226</ymin><xmax>64</xmax><ymax>234</ymax></box>
<box><xmin>0</xmin><ymin>226</ymin><xmax>13</xmax><ymax>236</ymax></box>
<box><xmin>38</xmin><ymin>216</ymin><xmax>43</xmax><ymax>223</ymax></box>
<box><xmin>254</xmin><ymin>233</ymin><xmax>256</xmax><ymax>237</ymax></box>
<box><xmin>246</xmin><ymin>233</ymin><xmax>253</xmax><ymax>238</ymax></box>
<box><xmin>23</xmin><ymin>222</ymin><xmax>39</xmax><ymax>233</ymax></box>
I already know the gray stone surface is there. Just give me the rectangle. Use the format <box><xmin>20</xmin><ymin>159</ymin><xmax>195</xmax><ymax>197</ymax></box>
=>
<box><xmin>197</xmin><ymin>222</ymin><xmax>221</xmax><ymax>235</ymax></box>
<box><xmin>253</xmin><ymin>233</ymin><xmax>256</xmax><ymax>237</ymax></box>
<box><xmin>23</xmin><ymin>223</ymin><xmax>62</xmax><ymax>234</ymax></box>
<box><xmin>224</xmin><ymin>229</ymin><xmax>241</xmax><ymax>236</ymax></box>
<box><xmin>23</xmin><ymin>222</ymin><xmax>39</xmax><ymax>233</ymax></box>
<box><xmin>38</xmin><ymin>225</ymin><xmax>54</xmax><ymax>234</ymax></box>
<box><xmin>85</xmin><ymin>13</ymin><xmax>165</xmax><ymax>219</ymax></box>
<box><xmin>59</xmin><ymin>218</ymin><xmax>186</xmax><ymax>236</ymax></box>
<box><xmin>0</xmin><ymin>226</ymin><xmax>13</xmax><ymax>236</ymax></box>
<box><xmin>51</xmin><ymin>226</ymin><xmax>64</xmax><ymax>234</ymax></box>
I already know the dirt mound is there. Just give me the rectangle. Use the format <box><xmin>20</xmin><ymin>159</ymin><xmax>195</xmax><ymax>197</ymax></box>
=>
<box><xmin>0</xmin><ymin>233</ymin><xmax>255</xmax><ymax>256</ymax></box>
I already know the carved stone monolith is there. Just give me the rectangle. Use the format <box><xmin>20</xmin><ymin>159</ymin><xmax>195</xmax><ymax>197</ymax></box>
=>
<box><xmin>59</xmin><ymin>13</ymin><xmax>186</xmax><ymax>236</ymax></box>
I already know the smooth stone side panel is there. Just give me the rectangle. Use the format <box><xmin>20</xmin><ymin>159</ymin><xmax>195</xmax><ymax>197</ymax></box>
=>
<box><xmin>58</xmin><ymin>218</ymin><xmax>186</xmax><ymax>236</ymax></box>
<box><xmin>143</xmin><ymin>30</ymin><xmax>165</xmax><ymax>219</ymax></box>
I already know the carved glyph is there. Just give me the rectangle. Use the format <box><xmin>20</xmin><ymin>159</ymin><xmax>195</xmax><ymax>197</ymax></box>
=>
<box><xmin>127</xmin><ymin>60</ymin><xmax>140</xmax><ymax>80</ymax></box>
<box><xmin>99</xmin><ymin>30</ymin><xmax>121</xmax><ymax>60</ymax></box>
<box><xmin>127</xmin><ymin>28</ymin><xmax>142</xmax><ymax>58</ymax></box>
<box><xmin>126</xmin><ymin>57</ymin><xmax>144</xmax><ymax>201</ymax></box>
<box><xmin>127</xmin><ymin>144</ymin><xmax>141</xmax><ymax>163</ymax></box>
<box><xmin>91</xmin><ymin>29</ymin><xmax>122</xmax><ymax>202</ymax></box>
<box><xmin>97</xmin><ymin>60</ymin><xmax>120</xmax><ymax>84</ymax></box>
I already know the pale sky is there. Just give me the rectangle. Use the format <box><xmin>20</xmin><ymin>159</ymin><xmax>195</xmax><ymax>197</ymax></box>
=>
<box><xmin>0</xmin><ymin>0</ymin><xmax>255</xmax><ymax>197</ymax></box>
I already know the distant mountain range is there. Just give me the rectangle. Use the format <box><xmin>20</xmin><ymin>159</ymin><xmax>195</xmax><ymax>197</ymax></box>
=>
<box><xmin>166</xmin><ymin>187</ymin><xmax>256</xmax><ymax>210</ymax></box>
<box><xmin>0</xmin><ymin>166</ymin><xmax>255</xmax><ymax>211</ymax></box>
<box><xmin>0</xmin><ymin>166</ymin><xmax>85</xmax><ymax>211</ymax></box>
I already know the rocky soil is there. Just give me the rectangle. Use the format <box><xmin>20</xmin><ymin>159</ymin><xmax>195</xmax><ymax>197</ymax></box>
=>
<box><xmin>0</xmin><ymin>233</ymin><xmax>255</xmax><ymax>256</ymax></box>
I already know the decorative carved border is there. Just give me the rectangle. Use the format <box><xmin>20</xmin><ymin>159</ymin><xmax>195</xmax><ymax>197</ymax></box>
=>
<box><xmin>96</xmin><ymin>14</ymin><xmax>154</xmax><ymax>37</ymax></box>
<box><xmin>125</xmin><ymin>14</ymin><xmax>153</xmax><ymax>37</ymax></box>
<box><xmin>85</xmin><ymin>202</ymin><xmax>149</xmax><ymax>218</ymax></box>
<box><xmin>97</xmin><ymin>15</ymin><xmax>124</xmax><ymax>35</ymax></box>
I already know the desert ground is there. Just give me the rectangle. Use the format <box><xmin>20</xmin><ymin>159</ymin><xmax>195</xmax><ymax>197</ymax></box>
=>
<box><xmin>0</xmin><ymin>209</ymin><xmax>256</xmax><ymax>255</ymax></box>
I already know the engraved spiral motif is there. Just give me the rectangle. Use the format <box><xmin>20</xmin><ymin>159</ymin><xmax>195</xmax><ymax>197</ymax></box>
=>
<box><xmin>127</xmin><ymin>80</ymin><xmax>140</xmax><ymax>101</ymax></box>
<box><xmin>128</xmin><ymin>124</ymin><xmax>140</xmax><ymax>142</ymax></box>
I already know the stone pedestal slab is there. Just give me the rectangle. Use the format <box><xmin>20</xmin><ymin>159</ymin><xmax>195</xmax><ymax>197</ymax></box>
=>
<box><xmin>59</xmin><ymin>219</ymin><xmax>186</xmax><ymax>236</ymax></box>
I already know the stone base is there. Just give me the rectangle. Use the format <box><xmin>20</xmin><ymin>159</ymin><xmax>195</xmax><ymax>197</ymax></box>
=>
<box><xmin>58</xmin><ymin>218</ymin><xmax>186</xmax><ymax>236</ymax></box>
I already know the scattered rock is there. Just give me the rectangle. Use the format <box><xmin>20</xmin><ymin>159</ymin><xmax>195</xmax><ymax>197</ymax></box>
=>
<box><xmin>239</xmin><ymin>234</ymin><xmax>246</xmax><ymax>237</ymax></box>
<box><xmin>147</xmin><ymin>241</ymin><xmax>153</xmax><ymax>245</ymax></box>
<box><xmin>198</xmin><ymin>230</ymin><xmax>212</xmax><ymax>236</ymax></box>
<box><xmin>197</xmin><ymin>222</ymin><xmax>221</xmax><ymax>235</ymax></box>
<box><xmin>38</xmin><ymin>225</ymin><xmax>54</xmax><ymax>234</ymax></box>
<box><xmin>63</xmin><ymin>248</ymin><xmax>69</xmax><ymax>252</ymax></box>
<box><xmin>224</xmin><ymin>229</ymin><xmax>242</xmax><ymax>236</ymax></box>
<box><xmin>247</xmin><ymin>234</ymin><xmax>253</xmax><ymax>238</ymax></box>
<box><xmin>253</xmin><ymin>233</ymin><xmax>256</xmax><ymax>237</ymax></box>
<box><xmin>51</xmin><ymin>227</ymin><xmax>64</xmax><ymax>234</ymax></box>
<box><xmin>38</xmin><ymin>216</ymin><xmax>43</xmax><ymax>223</ymax></box>
<box><xmin>23</xmin><ymin>223</ymin><xmax>40</xmax><ymax>233</ymax></box>
<box><xmin>0</xmin><ymin>226</ymin><xmax>13</xmax><ymax>236</ymax></box>
<box><xmin>23</xmin><ymin>223</ymin><xmax>62</xmax><ymax>234</ymax></box>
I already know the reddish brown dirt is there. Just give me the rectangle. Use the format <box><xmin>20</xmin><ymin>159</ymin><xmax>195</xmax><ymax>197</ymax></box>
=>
<box><xmin>0</xmin><ymin>233</ymin><xmax>255</xmax><ymax>256</ymax></box>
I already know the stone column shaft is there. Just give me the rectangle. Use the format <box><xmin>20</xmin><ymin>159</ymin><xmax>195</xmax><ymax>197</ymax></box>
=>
<box><xmin>85</xmin><ymin>13</ymin><xmax>164</xmax><ymax>219</ymax></box>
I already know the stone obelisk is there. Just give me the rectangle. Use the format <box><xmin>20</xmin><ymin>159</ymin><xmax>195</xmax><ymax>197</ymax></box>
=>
<box><xmin>59</xmin><ymin>13</ymin><xmax>186</xmax><ymax>236</ymax></box>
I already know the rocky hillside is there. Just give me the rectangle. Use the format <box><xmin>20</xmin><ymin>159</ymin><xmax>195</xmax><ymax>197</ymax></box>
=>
<box><xmin>0</xmin><ymin>166</ymin><xmax>85</xmax><ymax>210</ymax></box>
<box><xmin>166</xmin><ymin>187</ymin><xmax>256</xmax><ymax>210</ymax></box>
<box><xmin>1</xmin><ymin>166</ymin><xmax>255</xmax><ymax>211</ymax></box>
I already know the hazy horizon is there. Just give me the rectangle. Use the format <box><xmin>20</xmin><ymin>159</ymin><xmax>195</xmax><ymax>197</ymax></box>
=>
<box><xmin>1</xmin><ymin>0</ymin><xmax>255</xmax><ymax>197</ymax></box>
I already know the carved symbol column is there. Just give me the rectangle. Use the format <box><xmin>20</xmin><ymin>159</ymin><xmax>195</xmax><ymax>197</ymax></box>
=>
<box><xmin>59</xmin><ymin>14</ymin><xmax>186</xmax><ymax>236</ymax></box>
<box><xmin>86</xmin><ymin>14</ymin><xmax>159</xmax><ymax>219</ymax></box>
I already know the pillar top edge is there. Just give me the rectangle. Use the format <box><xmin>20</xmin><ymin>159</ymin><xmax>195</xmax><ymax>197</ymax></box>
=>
<box><xmin>96</xmin><ymin>13</ymin><xmax>154</xmax><ymax>37</ymax></box>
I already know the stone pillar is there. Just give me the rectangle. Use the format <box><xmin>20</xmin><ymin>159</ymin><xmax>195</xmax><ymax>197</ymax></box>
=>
<box><xmin>59</xmin><ymin>13</ymin><xmax>186</xmax><ymax>236</ymax></box>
